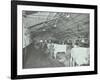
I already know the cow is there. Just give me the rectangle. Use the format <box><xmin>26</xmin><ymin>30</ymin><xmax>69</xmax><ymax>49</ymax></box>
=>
<box><xmin>53</xmin><ymin>44</ymin><xmax>67</xmax><ymax>59</ymax></box>
<box><xmin>71</xmin><ymin>46</ymin><xmax>90</xmax><ymax>66</ymax></box>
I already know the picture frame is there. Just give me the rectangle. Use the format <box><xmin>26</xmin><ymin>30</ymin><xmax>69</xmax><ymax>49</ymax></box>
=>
<box><xmin>11</xmin><ymin>0</ymin><xmax>98</xmax><ymax>79</ymax></box>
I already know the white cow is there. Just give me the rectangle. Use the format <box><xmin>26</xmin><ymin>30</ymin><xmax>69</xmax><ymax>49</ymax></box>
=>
<box><xmin>71</xmin><ymin>47</ymin><xmax>90</xmax><ymax>66</ymax></box>
<box><xmin>47</xmin><ymin>43</ymin><xmax>67</xmax><ymax>59</ymax></box>
<box><xmin>53</xmin><ymin>44</ymin><xmax>67</xmax><ymax>59</ymax></box>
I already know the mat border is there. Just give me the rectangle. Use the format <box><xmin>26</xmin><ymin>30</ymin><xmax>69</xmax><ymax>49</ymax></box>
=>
<box><xmin>11</xmin><ymin>0</ymin><xmax>98</xmax><ymax>79</ymax></box>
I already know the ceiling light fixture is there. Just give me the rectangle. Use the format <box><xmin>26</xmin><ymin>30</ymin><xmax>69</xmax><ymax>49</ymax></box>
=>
<box><xmin>42</xmin><ymin>29</ymin><xmax>46</xmax><ymax>31</ymax></box>
<box><xmin>66</xmin><ymin>14</ymin><xmax>70</xmax><ymax>18</ymax></box>
<box><xmin>54</xmin><ymin>24</ymin><xmax>57</xmax><ymax>27</ymax></box>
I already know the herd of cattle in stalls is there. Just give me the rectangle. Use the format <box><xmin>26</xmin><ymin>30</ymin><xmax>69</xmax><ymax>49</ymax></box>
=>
<box><xmin>33</xmin><ymin>38</ymin><xmax>90</xmax><ymax>67</ymax></box>
<box><xmin>22</xmin><ymin>11</ymin><xmax>90</xmax><ymax>68</ymax></box>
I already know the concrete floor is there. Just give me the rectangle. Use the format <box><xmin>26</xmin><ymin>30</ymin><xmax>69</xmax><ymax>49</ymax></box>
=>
<box><xmin>23</xmin><ymin>43</ymin><xmax>64</xmax><ymax>69</ymax></box>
